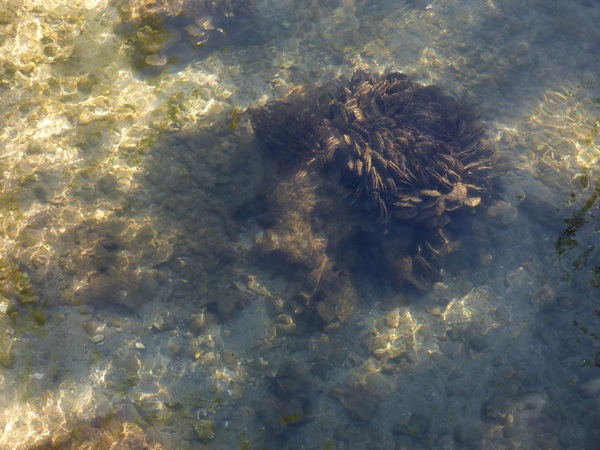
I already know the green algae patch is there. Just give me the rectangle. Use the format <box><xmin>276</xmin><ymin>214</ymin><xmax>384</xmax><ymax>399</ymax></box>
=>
<box><xmin>0</xmin><ymin>258</ymin><xmax>38</xmax><ymax>305</ymax></box>
<box><xmin>584</xmin><ymin>117</ymin><xmax>600</xmax><ymax>146</ymax></box>
<box><xmin>193</xmin><ymin>418</ymin><xmax>216</xmax><ymax>443</ymax></box>
<box><xmin>117</xmin><ymin>13</ymin><xmax>173</xmax><ymax>74</ymax></box>
<box><xmin>557</xmin><ymin>173</ymin><xmax>600</xmax><ymax>294</ymax></box>
<box><xmin>0</xmin><ymin>332</ymin><xmax>15</xmax><ymax>368</ymax></box>
<box><xmin>31</xmin><ymin>308</ymin><xmax>49</xmax><ymax>326</ymax></box>
<box><xmin>280</xmin><ymin>412</ymin><xmax>304</xmax><ymax>426</ymax></box>
<box><xmin>228</xmin><ymin>106</ymin><xmax>241</xmax><ymax>131</ymax></box>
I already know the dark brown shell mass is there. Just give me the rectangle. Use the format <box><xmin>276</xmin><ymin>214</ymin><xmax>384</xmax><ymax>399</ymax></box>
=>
<box><xmin>248</xmin><ymin>71</ymin><xmax>499</xmax><ymax>306</ymax></box>
<box><xmin>251</xmin><ymin>71</ymin><xmax>498</xmax><ymax>226</ymax></box>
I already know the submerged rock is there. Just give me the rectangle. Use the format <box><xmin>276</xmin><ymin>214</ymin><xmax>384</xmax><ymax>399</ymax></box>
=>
<box><xmin>57</xmin><ymin>218</ymin><xmax>173</xmax><ymax>312</ymax></box>
<box><xmin>330</xmin><ymin>370</ymin><xmax>390</xmax><ymax>422</ymax></box>
<box><xmin>113</xmin><ymin>0</ymin><xmax>256</xmax><ymax>73</ymax></box>
<box><xmin>193</xmin><ymin>418</ymin><xmax>216</xmax><ymax>443</ymax></box>
<box><xmin>258</xmin><ymin>363</ymin><xmax>313</xmax><ymax>433</ymax></box>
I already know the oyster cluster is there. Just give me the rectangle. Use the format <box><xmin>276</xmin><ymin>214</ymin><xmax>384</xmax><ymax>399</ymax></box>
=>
<box><xmin>252</xmin><ymin>71</ymin><xmax>497</xmax><ymax>226</ymax></box>
<box><xmin>249</xmin><ymin>71</ymin><xmax>499</xmax><ymax>316</ymax></box>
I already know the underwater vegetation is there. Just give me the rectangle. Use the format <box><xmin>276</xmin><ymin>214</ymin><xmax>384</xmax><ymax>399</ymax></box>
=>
<box><xmin>248</xmin><ymin>71</ymin><xmax>499</xmax><ymax>324</ymax></box>
<box><xmin>557</xmin><ymin>172</ymin><xmax>600</xmax><ymax>288</ymax></box>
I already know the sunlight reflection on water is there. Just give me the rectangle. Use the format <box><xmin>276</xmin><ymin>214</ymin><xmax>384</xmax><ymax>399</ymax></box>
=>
<box><xmin>1</xmin><ymin>0</ymin><xmax>600</xmax><ymax>448</ymax></box>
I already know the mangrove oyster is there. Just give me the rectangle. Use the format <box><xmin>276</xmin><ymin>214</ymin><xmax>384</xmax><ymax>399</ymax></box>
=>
<box><xmin>248</xmin><ymin>71</ymin><xmax>499</xmax><ymax>324</ymax></box>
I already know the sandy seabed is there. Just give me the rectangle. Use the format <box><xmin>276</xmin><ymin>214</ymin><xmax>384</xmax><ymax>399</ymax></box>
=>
<box><xmin>1</xmin><ymin>0</ymin><xmax>600</xmax><ymax>448</ymax></box>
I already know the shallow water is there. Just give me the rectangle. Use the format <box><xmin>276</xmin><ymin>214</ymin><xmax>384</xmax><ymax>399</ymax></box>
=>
<box><xmin>1</xmin><ymin>0</ymin><xmax>600</xmax><ymax>448</ymax></box>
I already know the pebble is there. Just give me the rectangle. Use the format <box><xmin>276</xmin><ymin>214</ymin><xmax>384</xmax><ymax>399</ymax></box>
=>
<box><xmin>486</xmin><ymin>200</ymin><xmax>517</xmax><ymax>226</ymax></box>
<box><xmin>193</xmin><ymin>419</ymin><xmax>215</xmax><ymax>443</ymax></box>
<box><xmin>330</xmin><ymin>371</ymin><xmax>389</xmax><ymax>422</ymax></box>
<box><xmin>463</xmin><ymin>323</ymin><xmax>490</xmax><ymax>352</ymax></box>
<box><xmin>135</xmin><ymin>342</ymin><xmax>145</xmax><ymax>349</ymax></box>
<box><xmin>392</xmin><ymin>412</ymin><xmax>431</xmax><ymax>438</ymax></box>
<box><xmin>529</xmin><ymin>285</ymin><xmax>555</xmax><ymax>310</ymax></box>
<box><xmin>518</xmin><ymin>193</ymin><xmax>560</xmax><ymax>228</ymax></box>
<box><xmin>166</xmin><ymin>339</ymin><xmax>182</xmax><ymax>358</ymax></box>
<box><xmin>91</xmin><ymin>334</ymin><xmax>105</xmax><ymax>344</ymax></box>
<box><xmin>454</xmin><ymin>423</ymin><xmax>484</xmax><ymax>445</ymax></box>
<box><xmin>581</xmin><ymin>377</ymin><xmax>600</xmax><ymax>396</ymax></box>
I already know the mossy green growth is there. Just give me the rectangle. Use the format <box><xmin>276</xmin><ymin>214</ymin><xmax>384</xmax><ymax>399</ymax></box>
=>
<box><xmin>31</xmin><ymin>308</ymin><xmax>49</xmax><ymax>325</ymax></box>
<box><xmin>322</xmin><ymin>440</ymin><xmax>336</xmax><ymax>450</ymax></box>
<box><xmin>89</xmin><ymin>345</ymin><xmax>104</xmax><ymax>365</ymax></box>
<box><xmin>573</xmin><ymin>319</ymin><xmax>600</xmax><ymax>340</ymax></box>
<box><xmin>228</xmin><ymin>107</ymin><xmax>241</xmax><ymax>131</ymax></box>
<box><xmin>238</xmin><ymin>433</ymin><xmax>266</xmax><ymax>450</ymax></box>
<box><xmin>589</xmin><ymin>267</ymin><xmax>600</xmax><ymax>288</ymax></box>
<box><xmin>578</xmin><ymin>170</ymin><xmax>589</xmax><ymax>189</ymax></box>
<box><xmin>113</xmin><ymin>371</ymin><xmax>139</xmax><ymax>395</ymax></box>
<box><xmin>557</xmin><ymin>174</ymin><xmax>600</xmax><ymax>256</ymax></box>
<box><xmin>193</xmin><ymin>418</ymin><xmax>216</xmax><ymax>443</ymax></box>
<box><xmin>0</xmin><ymin>192</ymin><xmax>23</xmax><ymax>214</ymax></box>
<box><xmin>280</xmin><ymin>412</ymin><xmax>303</xmax><ymax>426</ymax></box>
<box><xmin>557</xmin><ymin>174</ymin><xmax>600</xmax><ymax>288</ymax></box>
<box><xmin>0</xmin><ymin>258</ymin><xmax>38</xmax><ymax>305</ymax></box>
<box><xmin>584</xmin><ymin>117</ymin><xmax>600</xmax><ymax>146</ymax></box>
<box><xmin>119</xmin><ymin>13</ymin><xmax>172</xmax><ymax>74</ymax></box>
<box><xmin>0</xmin><ymin>333</ymin><xmax>15</xmax><ymax>368</ymax></box>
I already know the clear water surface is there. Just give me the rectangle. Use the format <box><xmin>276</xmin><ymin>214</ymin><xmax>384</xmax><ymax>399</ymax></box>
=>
<box><xmin>1</xmin><ymin>0</ymin><xmax>600</xmax><ymax>448</ymax></box>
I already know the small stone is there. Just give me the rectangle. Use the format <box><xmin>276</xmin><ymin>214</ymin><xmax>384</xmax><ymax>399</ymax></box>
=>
<box><xmin>392</xmin><ymin>412</ymin><xmax>431</xmax><ymax>438</ymax></box>
<box><xmin>486</xmin><ymin>201</ymin><xmax>517</xmax><ymax>226</ymax></box>
<box><xmin>463</xmin><ymin>323</ymin><xmax>489</xmax><ymax>352</ymax></box>
<box><xmin>482</xmin><ymin>395</ymin><xmax>510</xmax><ymax>422</ymax></box>
<box><xmin>26</xmin><ymin>140</ymin><xmax>43</xmax><ymax>154</ymax></box>
<box><xmin>0</xmin><ymin>334</ymin><xmax>15</xmax><ymax>368</ymax></box>
<box><xmin>153</xmin><ymin>241</ymin><xmax>174</xmax><ymax>265</ymax></box>
<box><xmin>78</xmin><ymin>305</ymin><xmax>93</xmax><ymax>315</ymax></box>
<box><xmin>330</xmin><ymin>371</ymin><xmax>389</xmax><ymax>422</ymax></box>
<box><xmin>505</xmin><ymin>267</ymin><xmax>531</xmax><ymax>290</ymax></box>
<box><xmin>454</xmin><ymin>424</ymin><xmax>484</xmax><ymax>445</ymax></box>
<box><xmin>31</xmin><ymin>308</ymin><xmax>48</xmax><ymax>325</ymax></box>
<box><xmin>193</xmin><ymin>419</ymin><xmax>215</xmax><ymax>443</ymax></box>
<box><xmin>76</xmin><ymin>74</ymin><xmax>97</xmax><ymax>94</ymax></box>
<box><xmin>271</xmin><ymin>364</ymin><xmax>311</xmax><ymax>400</ymax></box>
<box><xmin>165</xmin><ymin>339</ymin><xmax>182</xmax><ymax>358</ymax></box>
<box><xmin>259</xmin><ymin>397</ymin><xmax>307</xmax><ymax>431</ymax></box>
<box><xmin>135</xmin><ymin>342</ymin><xmax>145</xmax><ymax>349</ymax></box>
<box><xmin>145</xmin><ymin>54</ymin><xmax>168</xmax><ymax>66</ymax></box>
<box><xmin>518</xmin><ymin>193</ymin><xmax>559</xmax><ymax>227</ymax></box>
<box><xmin>96</xmin><ymin>173</ymin><xmax>119</xmax><ymax>197</ymax></box>
<box><xmin>530</xmin><ymin>285</ymin><xmax>555</xmax><ymax>310</ymax></box>
<box><xmin>51</xmin><ymin>432</ymin><xmax>71</xmax><ymax>446</ymax></box>
<box><xmin>557</xmin><ymin>295</ymin><xmax>581</xmax><ymax>310</ymax></box>
<box><xmin>383</xmin><ymin>310</ymin><xmax>402</xmax><ymax>328</ymax></box>
<box><xmin>581</xmin><ymin>378</ymin><xmax>600</xmax><ymax>396</ymax></box>
<box><xmin>276</xmin><ymin>313</ymin><xmax>296</xmax><ymax>334</ymax></box>
<box><xmin>188</xmin><ymin>309</ymin><xmax>215</xmax><ymax>335</ymax></box>
<box><xmin>91</xmin><ymin>334</ymin><xmax>105</xmax><ymax>344</ymax></box>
